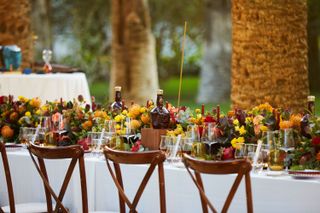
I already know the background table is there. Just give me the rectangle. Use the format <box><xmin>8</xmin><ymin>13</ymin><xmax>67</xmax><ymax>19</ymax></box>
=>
<box><xmin>1</xmin><ymin>150</ymin><xmax>320</xmax><ymax>213</ymax></box>
<box><xmin>0</xmin><ymin>73</ymin><xmax>91</xmax><ymax>103</ymax></box>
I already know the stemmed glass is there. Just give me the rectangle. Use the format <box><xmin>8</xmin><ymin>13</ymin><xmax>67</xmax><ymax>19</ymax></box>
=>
<box><xmin>279</xmin><ymin>128</ymin><xmax>295</xmax><ymax>172</ymax></box>
<box><xmin>202</xmin><ymin>122</ymin><xmax>218</xmax><ymax>159</ymax></box>
<box><xmin>104</xmin><ymin>120</ymin><xmax>116</xmax><ymax>147</ymax></box>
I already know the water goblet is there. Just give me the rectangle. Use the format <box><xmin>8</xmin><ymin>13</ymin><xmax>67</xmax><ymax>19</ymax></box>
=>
<box><xmin>279</xmin><ymin>128</ymin><xmax>295</xmax><ymax>172</ymax></box>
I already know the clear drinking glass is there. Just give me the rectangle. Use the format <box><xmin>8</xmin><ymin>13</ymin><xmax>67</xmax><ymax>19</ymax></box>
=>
<box><xmin>202</xmin><ymin>123</ymin><xmax>218</xmax><ymax>160</ymax></box>
<box><xmin>279</xmin><ymin>128</ymin><xmax>295</xmax><ymax>171</ymax></box>
<box><xmin>87</xmin><ymin>132</ymin><xmax>105</xmax><ymax>156</ymax></box>
<box><xmin>268</xmin><ymin>131</ymin><xmax>285</xmax><ymax>171</ymax></box>
<box><xmin>245</xmin><ymin>144</ymin><xmax>264</xmax><ymax>174</ymax></box>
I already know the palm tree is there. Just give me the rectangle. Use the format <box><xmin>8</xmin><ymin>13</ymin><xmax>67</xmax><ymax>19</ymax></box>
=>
<box><xmin>0</xmin><ymin>0</ymin><xmax>33</xmax><ymax>69</ymax></box>
<box><xmin>110</xmin><ymin>0</ymin><xmax>159</xmax><ymax>104</ymax></box>
<box><xmin>231</xmin><ymin>0</ymin><xmax>309</xmax><ymax>112</ymax></box>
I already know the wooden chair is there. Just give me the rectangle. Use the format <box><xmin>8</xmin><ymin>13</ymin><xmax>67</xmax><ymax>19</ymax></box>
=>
<box><xmin>0</xmin><ymin>141</ymin><xmax>47</xmax><ymax>213</ymax></box>
<box><xmin>103</xmin><ymin>146</ymin><xmax>166</xmax><ymax>213</ymax></box>
<box><xmin>27</xmin><ymin>143</ymin><xmax>88</xmax><ymax>213</ymax></box>
<box><xmin>182</xmin><ymin>154</ymin><xmax>253</xmax><ymax>213</ymax></box>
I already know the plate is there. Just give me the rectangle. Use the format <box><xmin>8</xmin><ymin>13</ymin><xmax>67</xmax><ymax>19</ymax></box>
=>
<box><xmin>266</xmin><ymin>171</ymin><xmax>285</xmax><ymax>177</ymax></box>
<box><xmin>288</xmin><ymin>170</ymin><xmax>320</xmax><ymax>179</ymax></box>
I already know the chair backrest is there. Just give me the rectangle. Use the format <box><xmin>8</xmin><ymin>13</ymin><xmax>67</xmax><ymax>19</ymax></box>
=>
<box><xmin>103</xmin><ymin>146</ymin><xmax>166</xmax><ymax>213</ymax></box>
<box><xmin>0</xmin><ymin>142</ymin><xmax>15</xmax><ymax>213</ymax></box>
<box><xmin>182</xmin><ymin>154</ymin><xmax>253</xmax><ymax>213</ymax></box>
<box><xmin>27</xmin><ymin>143</ymin><xmax>88</xmax><ymax>213</ymax></box>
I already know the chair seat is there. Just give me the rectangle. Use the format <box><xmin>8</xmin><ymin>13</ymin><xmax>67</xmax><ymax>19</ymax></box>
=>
<box><xmin>2</xmin><ymin>202</ymin><xmax>47</xmax><ymax>213</ymax></box>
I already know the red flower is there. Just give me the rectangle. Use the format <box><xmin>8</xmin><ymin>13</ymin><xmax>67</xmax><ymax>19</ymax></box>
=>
<box><xmin>222</xmin><ymin>147</ymin><xmax>234</xmax><ymax>160</ymax></box>
<box><xmin>204</xmin><ymin>115</ymin><xmax>216</xmax><ymax>123</ymax></box>
<box><xmin>312</xmin><ymin>137</ymin><xmax>320</xmax><ymax>146</ymax></box>
<box><xmin>131</xmin><ymin>141</ymin><xmax>141</xmax><ymax>152</ymax></box>
<box><xmin>78</xmin><ymin>138</ymin><xmax>89</xmax><ymax>150</ymax></box>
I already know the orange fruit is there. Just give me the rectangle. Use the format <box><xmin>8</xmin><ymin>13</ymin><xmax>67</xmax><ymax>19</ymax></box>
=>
<box><xmin>1</xmin><ymin>125</ymin><xmax>14</xmax><ymax>138</ymax></box>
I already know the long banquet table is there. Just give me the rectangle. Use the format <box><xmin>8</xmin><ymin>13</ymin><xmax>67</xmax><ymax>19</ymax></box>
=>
<box><xmin>1</xmin><ymin>149</ymin><xmax>320</xmax><ymax>213</ymax></box>
<box><xmin>0</xmin><ymin>73</ymin><xmax>91</xmax><ymax>103</ymax></box>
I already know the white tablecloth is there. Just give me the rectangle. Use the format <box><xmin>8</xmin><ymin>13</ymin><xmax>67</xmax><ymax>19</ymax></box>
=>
<box><xmin>0</xmin><ymin>73</ymin><xmax>91</xmax><ymax>103</ymax></box>
<box><xmin>1</xmin><ymin>150</ymin><xmax>320</xmax><ymax>213</ymax></box>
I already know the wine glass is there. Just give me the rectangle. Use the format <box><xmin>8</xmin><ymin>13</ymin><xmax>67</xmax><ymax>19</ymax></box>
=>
<box><xmin>88</xmin><ymin>132</ymin><xmax>105</xmax><ymax>157</ymax></box>
<box><xmin>279</xmin><ymin>128</ymin><xmax>295</xmax><ymax>172</ymax></box>
<box><xmin>202</xmin><ymin>123</ymin><xmax>218</xmax><ymax>160</ymax></box>
<box><xmin>268</xmin><ymin>131</ymin><xmax>285</xmax><ymax>171</ymax></box>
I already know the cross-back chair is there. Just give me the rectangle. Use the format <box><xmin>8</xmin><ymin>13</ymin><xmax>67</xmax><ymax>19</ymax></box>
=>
<box><xmin>0</xmin><ymin>141</ymin><xmax>47</xmax><ymax>213</ymax></box>
<box><xmin>103</xmin><ymin>146</ymin><xmax>166</xmax><ymax>213</ymax></box>
<box><xmin>27</xmin><ymin>143</ymin><xmax>88</xmax><ymax>213</ymax></box>
<box><xmin>182</xmin><ymin>154</ymin><xmax>253</xmax><ymax>213</ymax></box>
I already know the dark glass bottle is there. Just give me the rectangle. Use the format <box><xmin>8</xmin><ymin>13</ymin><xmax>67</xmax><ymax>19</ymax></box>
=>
<box><xmin>150</xmin><ymin>89</ymin><xmax>170</xmax><ymax>129</ymax></box>
<box><xmin>111</xmin><ymin>86</ymin><xmax>122</xmax><ymax>110</ymax></box>
<box><xmin>308</xmin><ymin>95</ymin><xmax>315</xmax><ymax>115</ymax></box>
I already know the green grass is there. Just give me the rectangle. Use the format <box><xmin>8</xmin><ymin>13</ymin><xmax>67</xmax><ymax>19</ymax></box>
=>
<box><xmin>89</xmin><ymin>77</ymin><xmax>320</xmax><ymax>115</ymax></box>
<box><xmin>89</xmin><ymin>76</ymin><xmax>231</xmax><ymax>113</ymax></box>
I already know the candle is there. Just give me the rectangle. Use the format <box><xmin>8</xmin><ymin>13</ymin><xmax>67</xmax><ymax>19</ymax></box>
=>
<box><xmin>217</xmin><ymin>105</ymin><xmax>220</xmax><ymax>124</ymax></box>
<box><xmin>201</xmin><ymin>104</ymin><xmax>205</xmax><ymax>115</ymax></box>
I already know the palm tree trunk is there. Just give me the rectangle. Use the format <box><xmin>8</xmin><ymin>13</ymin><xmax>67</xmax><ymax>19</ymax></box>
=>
<box><xmin>231</xmin><ymin>0</ymin><xmax>309</xmax><ymax>112</ymax></box>
<box><xmin>0</xmin><ymin>0</ymin><xmax>33</xmax><ymax>69</ymax></box>
<box><xmin>110</xmin><ymin>0</ymin><xmax>159</xmax><ymax>104</ymax></box>
<box><xmin>197</xmin><ymin>0</ymin><xmax>231</xmax><ymax>104</ymax></box>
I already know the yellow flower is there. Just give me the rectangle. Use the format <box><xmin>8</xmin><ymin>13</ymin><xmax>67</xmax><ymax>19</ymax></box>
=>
<box><xmin>115</xmin><ymin>124</ymin><xmax>121</xmax><ymax>130</ymax></box>
<box><xmin>35</xmin><ymin>109</ymin><xmax>41</xmax><ymax>115</ymax></box>
<box><xmin>235</xmin><ymin>126</ymin><xmax>240</xmax><ymax>132</ymax></box>
<box><xmin>122</xmin><ymin>110</ymin><xmax>128</xmax><ymax>115</ymax></box>
<box><xmin>18</xmin><ymin>96</ymin><xmax>28</xmax><ymax>103</ymax></box>
<box><xmin>231</xmin><ymin>138</ymin><xmax>244</xmax><ymax>150</ymax></box>
<box><xmin>140</xmin><ymin>107</ymin><xmax>147</xmax><ymax>113</ymax></box>
<box><xmin>245</xmin><ymin>117</ymin><xmax>253</xmax><ymax>124</ymax></box>
<box><xmin>130</xmin><ymin>119</ymin><xmax>141</xmax><ymax>130</ymax></box>
<box><xmin>233</xmin><ymin>119</ymin><xmax>239</xmax><ymax>126</ymax></box>
<box><xmin>195</xmin><ymin>108</ymin><xmax>201</xmax><ymax>114</ymax></box>
<box><xmin>237</xmin><ymin>137</ymin><xmax>245</xmax><ymax>143</ymax></box>
<box><xmin>260</xmin><ymin>125</ymin><xmax>268</xmax><ymax>132</ymax></box>
<box><xmin>25</xmin><ymin>111</ymin><xmax>31</xmax><ymax>117</ymax></box>
<box><xmin>114</xmin><ymin>115</ymin><xmax>123</xmax><ymax>123</ymax></box>
<box><xmin>30</xmin><ymin>98</ymin><xmax>41</xmax><ymax>108</ymax></box>
<box><xmin>239</xmin><ymin>126</ymin><xmax>247</xmax><ymax>135</ymax></box>
<box><xmin>257</xmin><ymin>103</ymin><xmax>273</xmax><ymax>113</ymax></box>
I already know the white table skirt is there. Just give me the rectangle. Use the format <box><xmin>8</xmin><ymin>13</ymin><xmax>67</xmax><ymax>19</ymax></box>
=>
<box><xmin>0</xmin><ymin>73</ymin><xmax>91</xmax><ymax>103</ymax></box>
<box><xmin>1</xmin><ymin>150</ymin><xmax>320</xmax><ymax>213</ymax></box>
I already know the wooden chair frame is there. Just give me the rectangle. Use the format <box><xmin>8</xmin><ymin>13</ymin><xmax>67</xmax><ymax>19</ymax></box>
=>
<box><xmin>182</xmin><ymin>154</ymin><xmax>253</xmax><ymax>213</ymax></box>
<box><xmin>103</xmin><ymin>146</ymin><xmax>166</xmax><ymax>213</ymax></box>
<box><xmin>0</xmin><ymin>142</ymin><xmax>15</xmax><ymax>213</ymax></box>
<box><xmin>27</xmin><ymin>144</ymin><xmax>88</xmax><ymax>213</ymax></box>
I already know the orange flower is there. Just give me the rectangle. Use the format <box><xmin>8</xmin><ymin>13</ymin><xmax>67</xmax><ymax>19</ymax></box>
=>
<box><xmin>316</xmin><ymin>152</ymin><xmax>320</xmax><ymax>161</ymax></box>
<box><xmin>30</xmin><ymin>98</ymin><xmax>41</xmax><ymax>108</ymax></box>
<box><xmin>129</xmin><ymin>104</ymin><xmax>141</xmax><ymax>118</ymax></box>
<box><xmin>290</xmin><ymin>114</ymin><xmax>302</xmax><ymax>129</ymax></box>
<box><xmin>82</xmin><ymin>120</ymin><xmax>93</xmax><ymax>130</ymax></box>
<box><xmin>130</xmin><ymin>119</ymin><xmax>141</xmax><ymax>130</ymax></box>
<box><xmin>141</xmin><ymin>114</ymin><xmax>150</xmax><ymax>124</ymax></box>
<box><xmin>9</xmin><ymin>112</ymin><xmax>19</xmax><ymax>121</ymax></box>
<box><xmin>1</xmin><ymin>125</ymin><xmax>14</xmax><ymax>139</ymax></box>
<box><xmin>279</xmin><ymin>120</ymin><xmax>292</xmax><ymax>130</ymax></box>
<box><xmin>257</xmin><ymin>103</ymin><xmax>273</xmax><ymax>113</ymax></box>
<box><xmin>94</xmin><ymin>110</ymin><xmax>107</xmax><ymax>119</ymax></box>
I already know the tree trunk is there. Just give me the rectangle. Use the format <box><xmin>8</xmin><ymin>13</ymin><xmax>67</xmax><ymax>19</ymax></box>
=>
<box><xmin>231</xmin><ymin>0</ymin><xmax>309</xmax><ymax>112</ymax></box>
<box><xmin>110</xmin><ymin>0</ymin><xmax>159</xmax><ymax>104</ymax></box>
<box><xmin>197</xmin><ymin>0</ymin><xmax>231</xmax><ymax>104</ymax></box>
<box><xmin>30</xmin><ymin>0</ymin><xmax>52</xmax><ymax>58</ymax></box>
<box><xmin>307</xmin><ymin>0</ymin><xmax>320</xmax><ymax>92</ymax></box>
<box><xmin>0</xmin><ymin>0</ymin><xmax>33</xmax><ymax>69</ymax></box>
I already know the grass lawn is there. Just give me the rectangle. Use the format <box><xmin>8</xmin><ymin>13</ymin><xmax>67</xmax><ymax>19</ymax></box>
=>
<box><xmin>89</xmin><ymin>76</ymin><xmax>320</xmax><ymax>115</ymax></box>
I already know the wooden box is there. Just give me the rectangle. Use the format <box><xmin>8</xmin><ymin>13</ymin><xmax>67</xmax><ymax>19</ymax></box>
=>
<box><xmin>141</xmin><ymin>128</ymin><xmax>167</xmax><ymax>150</ymax></box>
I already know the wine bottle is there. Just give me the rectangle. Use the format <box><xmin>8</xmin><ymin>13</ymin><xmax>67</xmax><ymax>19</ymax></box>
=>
<box><xmin>307</xmin><ymin>95</ymin><xmax>315</xmax><ymax>115</ymax></box>
<box><xmin>111</xmin><ymin>86</ymin><xmax>122</xmax><ymax>110</ymax></box>
<box><xmin>150</xmin><ymin>89</ymin><xmax>170</xmax><ymax>129</ymax></box>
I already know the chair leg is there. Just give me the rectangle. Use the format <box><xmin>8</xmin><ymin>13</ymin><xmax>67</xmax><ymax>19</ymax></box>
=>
<box><xmin>158</xmin><ymin>163</ymin><xmax>166</xmax><ymax>213</ymax></box>
<box><xmin>114</xmin><ymin>163</ymin><xmax>126</xmax><ymax>213</ymax></box>
<box><xmin>195</xmin><ymin>171</ymin><xmax>208</xmax><ymax>213</ymax></box>
<box><xmin>245</xmin><ymin>173</ymin><xmax>253</xmax><ymax>213</ymax></box>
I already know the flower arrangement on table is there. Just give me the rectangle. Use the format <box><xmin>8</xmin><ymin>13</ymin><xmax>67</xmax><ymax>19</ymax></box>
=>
<box><xmin>0</xmin><ymin>94</ymin><xmax>320</xmax><ymax>168</ymax></box>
